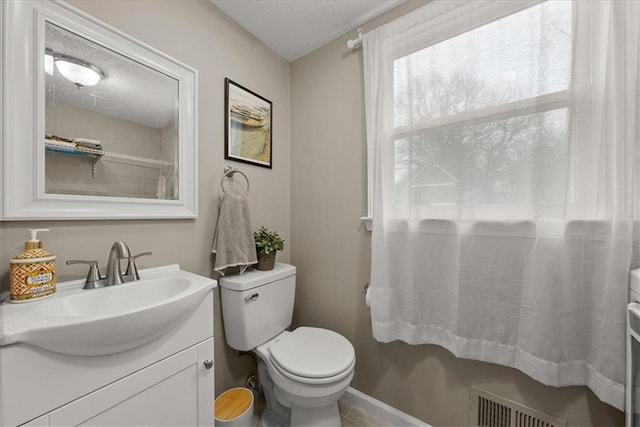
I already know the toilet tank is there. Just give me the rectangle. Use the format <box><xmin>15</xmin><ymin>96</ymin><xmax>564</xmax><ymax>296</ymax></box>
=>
<box><xmin>219</xmin><ymin>263</ymin><xmax>296</xmax><ymax>351</ymax></box>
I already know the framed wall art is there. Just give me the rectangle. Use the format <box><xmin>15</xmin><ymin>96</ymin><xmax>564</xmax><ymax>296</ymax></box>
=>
<box><xmin>224</xmin><ymin>78</ymin><xmax>272</xmax><ymax>168</ymax></box>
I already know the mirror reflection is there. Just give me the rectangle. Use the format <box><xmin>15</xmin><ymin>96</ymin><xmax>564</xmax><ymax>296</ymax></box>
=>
<box><xmin>44</xmin><ymin>21</ymin><xmax>179</xmax><ymax>200</ymax></box>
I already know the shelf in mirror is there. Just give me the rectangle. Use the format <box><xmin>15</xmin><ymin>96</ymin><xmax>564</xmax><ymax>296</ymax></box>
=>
<box><xmin>45</xmin><ymin>141</ymin><xmax>174</xmax><ymax>168</ymax></box>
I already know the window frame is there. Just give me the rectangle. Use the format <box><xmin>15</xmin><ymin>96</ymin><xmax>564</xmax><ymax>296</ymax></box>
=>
<box><xmin>363</xmin><ymin>0</ymin><xmax>585</xmax><ymax>227</ymax></box>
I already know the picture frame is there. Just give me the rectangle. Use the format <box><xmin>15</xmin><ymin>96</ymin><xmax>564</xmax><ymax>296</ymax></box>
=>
<box><xmin>224</xmin><ymin>78</ymin><xmax>273</xmax><ymax>169</ymax></box>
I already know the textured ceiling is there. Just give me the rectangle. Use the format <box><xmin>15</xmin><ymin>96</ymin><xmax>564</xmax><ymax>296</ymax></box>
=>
<box><xmin>211</xmin><ymin>0</ymin><xmax>406</xmax><ymax>62</ymax></box>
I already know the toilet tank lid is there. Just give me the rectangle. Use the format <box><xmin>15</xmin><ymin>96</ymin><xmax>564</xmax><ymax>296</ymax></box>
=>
<box><xmin>219</xmin><ymin>263</ymin><xmax>296</xmax><ymax>291</ymax></box>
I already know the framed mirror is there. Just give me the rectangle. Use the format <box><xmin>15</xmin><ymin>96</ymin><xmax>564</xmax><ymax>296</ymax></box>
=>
<box><xmin>1</xmin><ymin>0</ymin><xmax>198</xmax><ymax>219</ymax></box>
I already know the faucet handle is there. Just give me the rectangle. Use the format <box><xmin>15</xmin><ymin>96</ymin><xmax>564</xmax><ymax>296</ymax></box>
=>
<box><xmin>66</xmin><ymin>259</ymin><xmax>103</xmax><ymax>289</ymax></box>
<box><xmin>125</xmin><ymin>252</ymin><xmax>152</xmax><ymax>281</ymax></box>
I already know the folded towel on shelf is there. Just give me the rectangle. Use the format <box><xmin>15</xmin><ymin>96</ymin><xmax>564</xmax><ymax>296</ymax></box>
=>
<box><xmin>45</xmin><ymin>139</ymin><xmax>77</xmax><ymax>149</ymax></box>
<box><xmin>211</xmin><ymin>191</ymin><xmax>257</xmax><ymax>274</ymax></box>
<box><xmin>74</xmin><ymin>138</ymin><xmax>102</xmax><ymax>151</ymax></box>
<box><xmin>45</xmin><ymin>138</ymin><xmax>80</xmax><ymax>155</ymax></box>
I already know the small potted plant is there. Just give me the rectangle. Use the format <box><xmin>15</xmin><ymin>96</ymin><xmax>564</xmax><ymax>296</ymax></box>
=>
<box><xmin>254</xmin><ymin>226</ymin><xmax>285</xmax><ymax>271</ymax></box>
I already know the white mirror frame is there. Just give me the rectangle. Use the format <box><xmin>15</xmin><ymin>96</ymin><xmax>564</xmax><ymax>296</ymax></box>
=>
<box><xmin>0</xmin><ymin>0</ymin><xmax>198</xmax><ymax>220</ymax></box>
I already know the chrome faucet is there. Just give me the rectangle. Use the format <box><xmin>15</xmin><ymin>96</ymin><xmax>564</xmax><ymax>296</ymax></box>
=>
<box><xmin>66</xmin><ymin>242</ymin><xmax>152</xmax><ymax>289</ymax></box>
<box><xmin>105</xmin><ymin>241</ymin><xmax>131</xmax><ymax>286</ymax></box>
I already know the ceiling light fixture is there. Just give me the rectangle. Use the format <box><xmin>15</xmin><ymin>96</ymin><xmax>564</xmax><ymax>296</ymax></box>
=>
<box><xmin>54</xmin><ymin>54</ymin><xmax>104</xmax><ymax>88</ymax></box>
<box><xmin>44</xmin><ymin>49</ymin><xmax>54</xmax><ymax>76</ymax></box>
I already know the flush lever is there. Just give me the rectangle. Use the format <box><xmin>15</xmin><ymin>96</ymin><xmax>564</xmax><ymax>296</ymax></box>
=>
<box><xmin>245</xmin><ymin>293</ymin><xmax>259</xmax><ymax>302</ymax></box>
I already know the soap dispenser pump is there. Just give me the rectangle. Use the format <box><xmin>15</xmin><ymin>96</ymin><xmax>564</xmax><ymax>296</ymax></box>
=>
<box><xmin>9</xmin><ymin>229</ymin><xmax>57</xmax><ymax>303</ymax></box>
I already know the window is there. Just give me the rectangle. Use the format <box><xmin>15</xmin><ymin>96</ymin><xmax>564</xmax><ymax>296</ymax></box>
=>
<box><xmin>391</xmin><ymin>1</ymin><xmax>572</xmax><ymax>215</ymax></box>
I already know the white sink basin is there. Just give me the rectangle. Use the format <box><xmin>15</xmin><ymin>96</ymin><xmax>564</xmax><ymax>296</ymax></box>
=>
<box><xmin>1</xmin><ymin>265</ymin><xmax>216</xmax><ymax>356</ymax></box>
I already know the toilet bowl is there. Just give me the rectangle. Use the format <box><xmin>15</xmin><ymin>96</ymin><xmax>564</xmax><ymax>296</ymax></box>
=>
<box><xmin>256</xmin><ymin>328</ymin><xmax>355</xmax><ymax>425</ymax></box>
<box><xmin>218</xmin><ymin>264</ymin><xmax>356</xmax><ymax>427</ymax></box>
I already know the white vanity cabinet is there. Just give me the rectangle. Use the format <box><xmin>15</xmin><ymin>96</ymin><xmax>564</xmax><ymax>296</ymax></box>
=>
<box><xmin>0</xmin><ymin>274</ymin><xmax>216</xmax><ymax>427</ymax></box>
<box><xmin>46</xmin><ymin>339</ymin><xmax>213</xmax><ymax>426</ymax></box>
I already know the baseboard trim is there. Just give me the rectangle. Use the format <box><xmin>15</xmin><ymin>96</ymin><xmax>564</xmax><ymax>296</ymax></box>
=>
<box><xmin>342</xmin><ymin>387</ymin><xmax>431</xmax><ymax>427</ymax></box>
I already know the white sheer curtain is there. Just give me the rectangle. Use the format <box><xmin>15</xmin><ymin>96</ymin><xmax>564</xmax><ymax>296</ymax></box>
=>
<box><xmin>364</xmin><ymin>0</ymin><xmax>639</xmax><ymax>409</ymax></box>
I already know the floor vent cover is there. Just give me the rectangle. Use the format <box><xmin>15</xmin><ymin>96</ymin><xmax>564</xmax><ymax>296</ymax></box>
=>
<box><xmin>469</xmin><ymin>387</ymin><xmax>567</xmax><ymax>427</ymax></box>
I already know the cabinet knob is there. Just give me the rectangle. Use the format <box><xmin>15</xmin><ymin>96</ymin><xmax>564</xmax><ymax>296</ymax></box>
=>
<box><xmin>203</xmin><ymin>360</ymin><xmax>213</xmax><ymax>369</ymax></box>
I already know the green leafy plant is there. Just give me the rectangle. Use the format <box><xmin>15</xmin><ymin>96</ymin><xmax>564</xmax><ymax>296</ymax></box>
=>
<box><xmin>254</xmin><ymin>226</ymin><xmax>285</xmax><ymax>256</ymax></box>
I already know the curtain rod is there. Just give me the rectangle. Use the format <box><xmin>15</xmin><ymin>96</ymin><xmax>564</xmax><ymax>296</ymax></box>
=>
<box><xmin>347</xmin><ymin>28</ymin><xmax>364</xmax><ymax>49</ymax></box>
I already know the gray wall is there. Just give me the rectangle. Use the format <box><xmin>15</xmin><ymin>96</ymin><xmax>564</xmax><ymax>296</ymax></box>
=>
<box><xmin>0</xmin><ymin>0</ymin><xmax>290</xmax><ymax>396</ymax></box>
<box><xmin>289</xmin><ymin>1</ymin><xmax>625</xmax><ymax>425</ymax></box>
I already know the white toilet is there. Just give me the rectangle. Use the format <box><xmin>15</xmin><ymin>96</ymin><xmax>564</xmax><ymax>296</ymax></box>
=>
<box><xmin>219</xmin><ymin>263</ymin><xmax>355</xmax><ymax>427</ymax></box>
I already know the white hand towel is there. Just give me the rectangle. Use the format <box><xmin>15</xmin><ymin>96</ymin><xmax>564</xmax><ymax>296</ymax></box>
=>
<box><xmin>211</xmin><ymin>192</ymin><xmax>257</xmax><ymax>273</ymax></box>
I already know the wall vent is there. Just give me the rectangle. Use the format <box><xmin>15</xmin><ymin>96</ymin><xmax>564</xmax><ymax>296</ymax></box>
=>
<box><xmin>469</xmin><ymin>387</ymin><xmax>567</xmax><ymax>427</ymax></box>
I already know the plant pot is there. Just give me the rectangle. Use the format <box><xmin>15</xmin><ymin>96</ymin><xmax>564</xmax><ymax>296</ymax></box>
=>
<box><xmin>256</xmin><ymin>252</ymin><xmax>276</xmax><ymax>271</ymax></box>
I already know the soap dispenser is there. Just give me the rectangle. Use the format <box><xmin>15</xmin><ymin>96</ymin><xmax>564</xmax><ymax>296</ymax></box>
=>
<box><xmin>9</xmin><ymin>229</ymin><xmax>57</xmax><ymax>303</ymax></box>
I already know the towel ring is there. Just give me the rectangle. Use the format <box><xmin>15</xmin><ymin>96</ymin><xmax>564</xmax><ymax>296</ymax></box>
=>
<box><xmin>220</xmin><ymin>166</ymin><xmax>250</xmax><ymax>195</ymax></box>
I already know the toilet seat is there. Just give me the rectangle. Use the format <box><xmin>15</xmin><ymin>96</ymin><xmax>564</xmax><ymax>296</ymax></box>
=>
<box><xmin>267</xmin><ymin>327</ymin><xmax>355</xmax><ymax>384</ymax></box>
<box><xmin>270</xmin><ymin>354</ymin><xmax>356</xmax><ymax>385</ymax></box>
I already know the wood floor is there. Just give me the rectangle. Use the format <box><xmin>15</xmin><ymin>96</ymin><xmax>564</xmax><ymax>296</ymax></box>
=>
<box><xmin>251</xmin><ymin>397</ymin><xmax>389</xmax><ymax>426</ymax></box>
